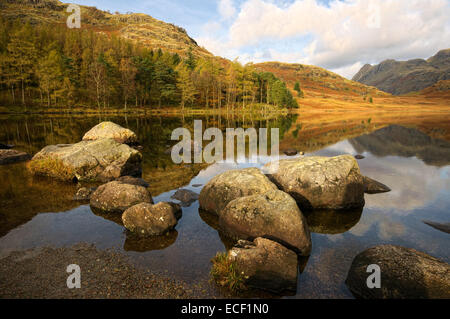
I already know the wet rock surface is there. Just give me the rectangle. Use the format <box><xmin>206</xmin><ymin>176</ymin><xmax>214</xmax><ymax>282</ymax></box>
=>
<box><xmin>423</xmin><ymin>220</ymin><xmax>450</xmax><ymax>234</ymax></box>
<box><xmin>228</xmin><ymin>238</ymin><xmax>299</xmax><ymax>293</ymax></box>
<box><xmin>219</xmin><ymin>189</ymin><xmax>311</xmax><ymax>256</ymax></box>
<box><xmin>29</xmin><ymin>139</ymin><xmax>142</xmax><ymax>182</ymax></box>
<box><xmin>265</xmin><ymin>155</ymin><xmax>365</xmax><ymax>210</ymax></box>
<box><xmin>171</xmin><ymin>189</ymin><xmax>199</xmax><ymax>207</ymax></box>
<box><xmin>199</xmin><ymin>168</ymin><xmax>278</xmax><ymax>215</ymax></box>
<box><xmin>82</xmin><ymin>121</ymin><xmax>138</xmax><ymax>144</ymax></box>
<box><xmin>122</xmin><ymin>202</ymin><xmax>182</xmax><ymax>237</ymax></box>
<box><xmin>363</xmin><ymin>176</ymin><xmax>391</xmax><ymax>194</ymax></box>
<box><xmin>0</xmin><ymin>149</ymin><xmax>31</xmax><ymax>165</ymax></box>
<box><xmin>283</xmin><ymin>148</ymin><xmax>298</xmax><ymax>156</ymax></box>
<box><xmin>90</xmin><ymin>181</ymin><xmax>153</xmax><ymax>214</ymax></box>
<box><xmin>346</xmin><ymin>245</ymin><xmax>450</xmax><ymax>299</ymax></box>
<box><xmin>73</xmin><ymin>187</ymin><xmax>97</xmax><ymax>201</ymax></box>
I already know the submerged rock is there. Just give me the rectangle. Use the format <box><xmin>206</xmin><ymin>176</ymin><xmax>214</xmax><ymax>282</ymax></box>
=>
<box><xmin>219</xmin><ymin>189</ymin><xmax>311</xmax><ymax>256</ymax></box>
<box><xmin>73</xmin><ymin>187</ymin><xmax>97</xmax><ymax>201</ymax></box>
<box><xmin>122</xmin><ymin>202</ymin><xmax>182</xmax><ymax>237</ymax></box>
<box><xmin>264</xmin><ymin>155</ymin><xmax>365</xmax><ymax>210</ymax></box>
<box><xmin>227</xmin><ymin>238</ymin><xmax>298</xmax><ymax>293</ymax></box>
<box><xmin>82</xmin><ymin>121</ymin><xmax>138</xmax><ymax>144</ymax></box>
<box><xmin>346</xmin><ymin>245</ymin><xmax>450</xmax><ymax>299</ymax></box>
<box><xmin>423</xmin><ymin>220</ymin><xmax>450</xmax><ymax>234</ymax></box>
<box><xmin>171</xmin><ymin>189</ymin><xmax>199</xmax><ymax>207</ymax></box>
<box><xmin>363</xmin><ymin>176</ymin><xmax>391</xmax><ymax>194</ymax></box>
<box><xmin>29</xmin><ymin>139</ymin><xmax>142</xmax><ymax>182</ymax></box>
<box><xmin>115</xmin><ymin>176</ymin><xmax>150</xmax><ymax>188</ymax></box>
<box><xmin>283</xmin><ymin>148</ymin><xmax>298</xmax><ymax>156</ymax></box>
<box><xmin>0</xmin><ymin>149</ymin><xmax>31</xmax><ymax>165</ymax></box>
<box><xmin>199</xmin><ymin>168</ymin><xmax>278</xmax><ymax>215</ymax></box>
<box><xmin>90</xmin><ymin>181</ymin><xmax>153</xmax><ymax>214</ymax></box>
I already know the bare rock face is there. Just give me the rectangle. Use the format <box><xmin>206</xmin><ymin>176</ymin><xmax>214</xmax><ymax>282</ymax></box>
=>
<box><xmin>264</xmin><ymin>155</ymin><xmax>365</xmax><ymax>210</ymax></box>
<box><xmin>82</xmin><ymin>122</ymin><xmax>138</xmax><ymax>144</ymax></box>
<box><xmin>219</xmin><ymin>190</ymin><xmax>311</xmax><ymax>256</ymax></box>
<box><xmin>29</xmin><ymin>139</ymin><xmax>142</xmax><ymax>182</ymax></box>
<box><xmin>90</xmin><ymin>181</ymin><xmax>153</xmax><ymax>214</ymax></box>
<box><xmin>122</xmin><ymin>202</ymin><xmax>182</xmax><ymax>237</ymax></box>
<box><xmin>346</xmin><ymin>245</ymin><xmax>450</xmax><ymax>299</ymax></box>
<box><xmin>228</xmin><ymin>238</ymin><xmax>298</xmax><ymax>293</ymax></box>
<box><xmin>199</xmin><ymin>168</ymin><xmax>278</xmax><ymax>215</ymax></box>
<box><xmin>0</xmin><ymin>149</ymin><xmax>31</xmax><ymax>165</ymax></box>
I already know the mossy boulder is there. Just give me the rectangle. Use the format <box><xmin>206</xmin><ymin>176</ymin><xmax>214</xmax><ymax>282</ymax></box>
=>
<box><xmin>264</xmin><ymin>155</ymin><xmax>365</xmax><ymax>210</ymax></box>
<box><xmin>199</xmin><ymin>168</ymin><xmax>278</xmax><ymax>215</ymax></box>
<box><xmin>122</xmin><ymin>202</ymin><xmax>182</xmax><ymax>237</ymax></box>
<box><xmin>90</xmin><ymin>181</ymin><xmax>153</xmax><ymax>214</ymax></box>
<box><xmin>346</xmin><ymin>245</ymin><xmax>450</xmax><ymax>299</ymax></box>
<box><xmin>219</xmin><ymin>189</ymin><xmax>311</xmax><ymax>256</ymax></box>
<box><xmin>227</xmin><ymin>238</ymin><xmax>299</xmax><ymax>293</ymax></box>
<box><xmin>29</xmin><ymin>139</ymin><xmax>142</xmax><ymax>182</ymax></box>
<box><xmin>82</xmin><ymin>122</ymin><xmax>138</xmax><ymax>144</ymax></box>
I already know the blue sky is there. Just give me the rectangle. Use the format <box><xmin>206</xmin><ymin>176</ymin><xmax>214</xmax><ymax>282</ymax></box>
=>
<box><xmin>74</xmin><ymin>0</ymin><xmax>450</xmax><ymax>79</ymax></box>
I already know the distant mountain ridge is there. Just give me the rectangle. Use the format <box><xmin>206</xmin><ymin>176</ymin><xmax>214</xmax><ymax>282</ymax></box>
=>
<box><xmin>352</xmin><ymin>49</ymin><xmax>450</xmax><ymax>95</ymax></box>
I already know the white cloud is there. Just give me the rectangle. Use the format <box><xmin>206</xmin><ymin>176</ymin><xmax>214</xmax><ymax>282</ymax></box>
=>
<box><xmin>218</xmin><ymin>0</ymin><xmax>237</xmax><ymax>21</ymax></box>
<box><xmin>199</xmin><ymin>0</ymin><xmax>450</xmax><ymax>78</ymax></box>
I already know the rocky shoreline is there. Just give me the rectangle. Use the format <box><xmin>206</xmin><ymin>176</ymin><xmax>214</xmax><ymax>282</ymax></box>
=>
<box><xmin>0</xmin><ymin>243</ymin><xmax>211</xmax><ymax>299</ymax></box>
<box><xmin>1</xmin><ymin>121</ymin><xmax>448</xmax><ymax>299</ymax></box>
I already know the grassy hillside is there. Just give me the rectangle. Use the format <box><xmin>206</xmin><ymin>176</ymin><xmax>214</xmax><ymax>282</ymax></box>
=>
<box><xmin>0</xmin><ymin>0</ymin><xmax>212</xmax><ymax>59</ymax></box>
<box><xmin>256</xmin><ymin>62</ymin><xmax>388</xmax><ymax>98</ymax></box>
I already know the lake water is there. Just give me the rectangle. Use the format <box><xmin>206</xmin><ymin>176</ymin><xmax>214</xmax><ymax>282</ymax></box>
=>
<box><xmin>0</xmin><ymin>114</ymin><xmax>449</xmax><ymax>298</ymax></box>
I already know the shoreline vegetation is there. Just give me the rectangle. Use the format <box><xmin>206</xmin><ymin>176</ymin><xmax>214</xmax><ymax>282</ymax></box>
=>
<box><xmin>0</xmin><ymin>18</ymin><xmax>299</xmax><ymax>113</ymax></box>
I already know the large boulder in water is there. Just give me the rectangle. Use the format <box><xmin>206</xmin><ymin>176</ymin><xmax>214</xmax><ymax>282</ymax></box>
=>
<box><xmin>29</xmin><ymin>139</ymin><xmax>142</xmax><ymax>182</ymax></box>
<box><xmin>264</xmin><ymin>155</ymin><xmax>365</xmax><ymax>210</ymax></box>
<box><xmin>346</xmin><ymin>245</ymin><xmax>450</xmax><ymax>299</ymax></box>
<box><xmin>90</xmin><ymin>181</ymin><xmax>153</xmax><ymax>214</ymax></box>
<box><xmin>219</xmin><ymin>189</ymin><xmax>311</xmax><ymax>256</ymax></box>
<box><xmin>122</xmin><ymin>202</ymin><xmax>182</xmax><ymax>237</ymax></box>
<box><xmin>82</xmin><ymin>122</ymin><xmax>138</xmax><ymax>144</ymax></box>
<box><xmin>227</xmin><ymin>238</ymin><xmax>299</xmax><ymax>293</ymax></box>
<box><xmin>199</xmin><ymin>168</ymin><xmax>278</xmax><ymax>215</ymax></box>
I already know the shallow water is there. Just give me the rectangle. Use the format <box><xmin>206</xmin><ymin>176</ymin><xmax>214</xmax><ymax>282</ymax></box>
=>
<box><xmin>0</xmin><ymin>114</ymin><xmax>449</xmax><ymax>298</ymax></box>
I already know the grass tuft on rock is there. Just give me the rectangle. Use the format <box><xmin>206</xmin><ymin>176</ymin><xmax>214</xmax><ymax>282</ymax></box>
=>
<box><xmin>210</xmin><ymin>252</ymin><xmax>246</xmax><ymax>292</ymax></box>
<box><xmin>29</xmin><ymin>157</ymin><xmax>74</xmax><ymax>181</ymax></box>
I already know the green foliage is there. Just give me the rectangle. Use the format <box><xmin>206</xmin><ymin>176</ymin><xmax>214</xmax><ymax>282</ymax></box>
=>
<box><xmin>0</xmin><ymin>18</ymin><xmax>298</xmax><ymax>110</ymax></box>
<box><xmin>210</xmin><ymin>252</ymin><xmax>246</xmax><ymax>292</ymax></box>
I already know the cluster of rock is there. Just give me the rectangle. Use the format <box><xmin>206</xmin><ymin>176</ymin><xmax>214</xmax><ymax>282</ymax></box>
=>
<box><xmin>30</xmin><ymin>122</ymin><xmax>182</xmax><ymax>237</ymax></box>
<box><xmin>29</xmin><ymin>122</ymin><xmax>142</xmax><ymax>182</ymax></box>
<box><xmin>201</xmin><ymin>155</ymin><xmax>394</xmax><ymax>293</ymax></box>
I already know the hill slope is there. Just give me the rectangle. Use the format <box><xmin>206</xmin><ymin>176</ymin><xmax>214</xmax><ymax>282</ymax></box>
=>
<box><xmin>256</xmin><ymin>62</ymin><xmax>389</xmax><ymax>98</ymax></box>
<box><xmin>0</xmin><ymin>0</ymin><xmax>213</xmax><ymax>58</ymax></box>
<box><xmin>352</xmin><ymin>49</ymin><xmax>450</xmax><ymax>95</ymax></box>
